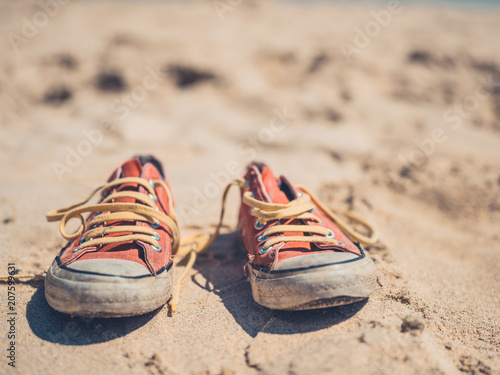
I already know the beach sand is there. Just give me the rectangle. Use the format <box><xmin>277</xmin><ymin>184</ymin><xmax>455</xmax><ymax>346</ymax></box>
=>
<box><xmin>0</xmin><ymin>1</ymin><xmax>499</xmax><ymax>374</ymax></box>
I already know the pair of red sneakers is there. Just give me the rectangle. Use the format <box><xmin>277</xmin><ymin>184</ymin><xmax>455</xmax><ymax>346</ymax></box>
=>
<box><xmin>45</xmin><ymin>156</ymin><xmax>378</xmax><ymax>317</ymax></box>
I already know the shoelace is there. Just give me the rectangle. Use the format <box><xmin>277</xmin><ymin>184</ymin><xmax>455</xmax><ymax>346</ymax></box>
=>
<box><xmin>244</xmin><ymin>185</ymin><xmax>379</xmax><ymax>251</ymax></box>
<box><xmin>1</xmin><ymin>178</ymin><xmax>378</xmax><ymax>312</ymax></box>
<box><xmin>45</xmin><ymin>177</ymin><xmax>180</xmax><ymax>254</ymax></box>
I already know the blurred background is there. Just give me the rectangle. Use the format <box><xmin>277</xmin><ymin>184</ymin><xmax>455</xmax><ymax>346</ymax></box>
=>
<box><xmin>0</xmin><ymin>1</ymin><xmax>499</xmax><ymax>374</ymax></box>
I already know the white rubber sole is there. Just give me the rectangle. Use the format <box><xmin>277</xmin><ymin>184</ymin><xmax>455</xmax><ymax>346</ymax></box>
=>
<box><xmin>45</xmin><ymin>261</ymin><xmax>173</xmax><ymax>318</ymax></box>
<box><xmin>247</xmin><ymin>256</ymin><xmax>377</xmax><ymax>310</ymax></box>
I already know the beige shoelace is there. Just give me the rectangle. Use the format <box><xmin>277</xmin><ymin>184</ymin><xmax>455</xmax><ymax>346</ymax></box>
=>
<box><xmin>0</xmin><ymin>178</ymin><xmax>378</xmax><ymax>312</ymax></box>
<box><xmin>243</xmin><ymin>185</ymin><xmax>378</xmax><ymax>251</ymax></box>
<box><xmin>45</xmin><ymin>177</ymin><xmax>180</xmax><ymax>253</ymax></box>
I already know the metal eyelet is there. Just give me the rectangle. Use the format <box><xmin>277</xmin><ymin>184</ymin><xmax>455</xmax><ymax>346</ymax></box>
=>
<box><xmin>254</xmin><ymin>219</ymin><xmax>265</xmax><ymax>230</ymax></box>
<box><xmin>297</xmin><ymin>191</ymin><xmax>303</xmax><ymax>197</ymax></box>
<box><xmin>259</xmin><ymin>245</ymin><xmax>271</xmax><ymax>254</ymax></box>
<box><xmin>149</xmin><ymin>178</ymin><xmax>155</xmax><ymax>188</ymax></box>
<box><xmin>150</xmin><ymin>219</ymin><xmax>160</xmax><ymax>229</ymax></box>
<box><xmin>338</xmin><ymin>241</ymin><xmax>345</xmax><ymax>247</ymax></box>
<box><xmin>257</xmin><ymin>233</ymin><xmax>269</xmax><ymax>242</ymax></box>
<box><xmin>318</xmin><ymin>221</ymin><xmax>325</xmax><ymax>226</ymax></box>
<box><xmin>326</xmin><ymin>229</ymin><xmax>335</xmax><ymax>239</ymax></box>
<box><xmin>149</xmin><ymin>193</ymin><xmax>158</xmax><ymax>202</ymax></box>
<box><xmin>73</xmin><ymin>236</ymin><xmax>86</xmax><ymax>253</ymax></box>
<box><xmin>151</xmin><ymin>232</ymin><xmax>160</xmax><ymax>241</ymax></box>
<box><xmin>152</xmin><ymin>243</ymin><xmax>162</xmax><ymax>252</ymax></box>
<box><xmin>311</xmin><ymin>209</ymin><xmax>316</xmax><ymax>213</ymax></box>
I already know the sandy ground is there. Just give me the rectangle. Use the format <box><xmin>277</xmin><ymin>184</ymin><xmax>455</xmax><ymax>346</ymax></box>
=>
<box><xmin>0</xmin><ymin>1</ymin><xmax>499</xmax><ymax>374</ymax></box>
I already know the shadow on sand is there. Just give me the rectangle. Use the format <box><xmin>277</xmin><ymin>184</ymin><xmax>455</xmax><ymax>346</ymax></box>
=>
<box><xmin>26</xmin><ymin>286</ymin><xmax>160</xmax><ymax>345</ymax></box>
<box><xmin>192</xmin><ymin>232</ymin><xmax>367</xmax><ymax>338</ymax></box>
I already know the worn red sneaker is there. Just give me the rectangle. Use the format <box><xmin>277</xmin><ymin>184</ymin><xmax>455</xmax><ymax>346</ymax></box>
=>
<box><xmin>236</xmin><ymin>162</ymin><xmax>378</xmax><ymax>310</ymax></box>
<box><xmin>44</xmin><ymin>156</ymin><xmax>180</xmax><ymax>317</ymax></box>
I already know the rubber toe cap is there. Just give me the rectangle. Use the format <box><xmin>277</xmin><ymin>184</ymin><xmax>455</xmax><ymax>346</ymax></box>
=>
<box><xmin>273</xmin><ymin>251</ymin><xmax>362</xmax><ymax>271</ymax></box>
<box><xmin>50</xmin><ymin>259</ymin><xmax>152</xmax><ymax>282</ymax></box>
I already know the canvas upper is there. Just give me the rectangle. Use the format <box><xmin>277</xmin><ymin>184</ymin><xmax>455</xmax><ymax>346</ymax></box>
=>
<box><xmin>55</xmin><ymin>155</ymin><xmax>175</xmax><ymax>275</ymax></box>
<box><xmin>238</xmin><ymin>162</ymin><xmax>364</xmax><ymax>272</ymax></box>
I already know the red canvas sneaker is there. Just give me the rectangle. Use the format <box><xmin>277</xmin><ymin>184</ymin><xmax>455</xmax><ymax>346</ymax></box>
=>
<box><xmin>44</xmin><ymin>155</ymin><xmax>180</xmax><ymax>317</ymax></box>
<box><xmin>235</xmin><ymin>162</ymin><xmax>378</xmax><ymax>310</ymax></box>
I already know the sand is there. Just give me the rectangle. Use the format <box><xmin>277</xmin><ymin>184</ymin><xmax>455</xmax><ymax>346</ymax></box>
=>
<box><xmin>0</xmin><ymin>0</ymin><xmax>499</xmax><ymax>374</ymax></box>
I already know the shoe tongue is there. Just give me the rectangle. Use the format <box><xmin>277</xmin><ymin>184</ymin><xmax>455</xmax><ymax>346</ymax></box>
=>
<box><xmin>119</xmin><ymin>158</ymin><xmax>143</xmax><ymax>179</ymax></box>
<box><xmin>260</xmin><ymin>166</ymin><xmax>290</xmax><ymax>204</ymax></box>
<box><xmin>106</xmin><ymin>158</ymin><xmax>144</xmax><ymax>204</ymax></box>
<box><xmin>106</xmin><ymin>159</ymin><xmax>142</xmax><ymax>182</ymax></box>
